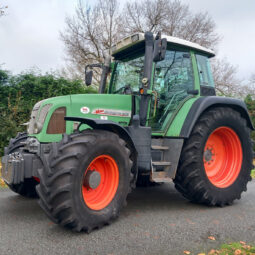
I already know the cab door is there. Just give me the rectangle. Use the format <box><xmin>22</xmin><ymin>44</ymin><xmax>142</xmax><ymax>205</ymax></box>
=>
<box><xmin>149</xmin><ymin>49</ymin><xmax>195</xmax><ymax>132</ymax></box>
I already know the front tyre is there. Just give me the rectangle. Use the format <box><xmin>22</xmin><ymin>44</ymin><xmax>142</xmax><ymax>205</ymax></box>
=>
<box><xmin>174</xmin><ymin>107</ymin><xmax>253</xmax><ymax>206</ymax></box>
<box><xmin>36</xmin><ymin>130</ymin><xmax>133</xmax><ymax>232</ymax></box>
<box><xmin>5</xmin><ymin>132</ymin><xmax>38</xmax><ymax>198</ymax></box>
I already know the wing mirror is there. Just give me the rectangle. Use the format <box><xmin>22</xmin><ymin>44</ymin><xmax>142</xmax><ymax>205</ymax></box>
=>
<box><xmin>85</xmin><ymin>70</ymin><xmax>93</xmax><ymax>86</ymax></box>
<box><xmin>153</xmin><ymin>37</ymin><xmax>167</xmax><ymax>62</ymax></box>
<box><xmin>84</xmin><ymin>64</ymin><xmax>102</xmax><ymax>86</ymax></box>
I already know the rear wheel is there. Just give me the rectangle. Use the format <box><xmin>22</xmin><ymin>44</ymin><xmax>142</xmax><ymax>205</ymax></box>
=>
<box><xmin>174</xmin><ymin>107</ymin><xmax>253</xmax><ymax>206</ymax></box>
<box><xmin>36</xmin><ymin>130</ymin><xmax>133</xmax><ymax>232</ymax></box>
<box><xmin>4</xmin><ymin>132</ymin><xmax>38</xmax><ymax>198</ymax></box>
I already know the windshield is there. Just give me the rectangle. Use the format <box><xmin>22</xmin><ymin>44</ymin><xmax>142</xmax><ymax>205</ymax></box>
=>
<box><xmin>111</xmin><ymin>56</ymin><xmax>144</xmax><ymax>94</ymax></box>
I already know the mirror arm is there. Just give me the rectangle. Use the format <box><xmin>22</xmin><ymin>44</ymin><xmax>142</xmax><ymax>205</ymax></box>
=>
<box><xmin>99</xmin><ymin>56</ymin><xmax>111</xmax><ymax>94</ymax></box>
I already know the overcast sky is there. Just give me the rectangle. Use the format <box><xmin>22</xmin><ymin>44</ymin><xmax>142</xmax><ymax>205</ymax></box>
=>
<box><xmin>0</xmin><ymin>0</ymin><xmax>254</xmax><ymax>81</ymax></box>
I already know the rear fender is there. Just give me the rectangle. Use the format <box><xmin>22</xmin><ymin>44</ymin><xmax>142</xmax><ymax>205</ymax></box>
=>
<box><xmin>180</xmin><ymin>96</ymin><xmax>254</xmax><ymax>138</ymax></box>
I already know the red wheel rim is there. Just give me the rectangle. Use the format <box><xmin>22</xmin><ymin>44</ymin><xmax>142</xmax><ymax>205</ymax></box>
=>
<box><xmin>82</xmin><ymin>155</ymin><xmax>119</xmax><ymax>210</ymax></box>
<box><xmin>203</xmin><ymin>127</ymin><xmax>242</xmax><ymax>188</ymax></box>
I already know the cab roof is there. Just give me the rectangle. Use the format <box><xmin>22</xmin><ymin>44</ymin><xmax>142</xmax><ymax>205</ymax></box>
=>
<box><xmin>112</xmin><ymin>33</ymin><xmax>215</xmax><ymax>58</ymax></box>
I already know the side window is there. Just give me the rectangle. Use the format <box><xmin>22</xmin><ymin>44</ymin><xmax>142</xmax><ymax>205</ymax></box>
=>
<box><xmin>196</xmin><ymin>54</ymin><xmax>215</xmax><ymax>87</ymax></box>
<box><xmin>150</xmin><ymin>50</ymin><xmax>194</xmax><ymax>131</ymax></box>
<box><xmin>154</xmin><ymin>51</ymin><xmax>194</xmax><ymax>94</ymax></box>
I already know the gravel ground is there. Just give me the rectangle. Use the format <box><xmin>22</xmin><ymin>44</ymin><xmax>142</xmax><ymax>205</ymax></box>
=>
<box><xmin>0</xmin><ymin>181</ymin><xmax>255</xmax><ymax>255</ymax></box>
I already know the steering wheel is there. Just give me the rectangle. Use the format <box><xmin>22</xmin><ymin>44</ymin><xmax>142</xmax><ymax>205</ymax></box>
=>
<box><xmin>114</xmin><ymin>84</ymin><xmax>132</xmax><ymax>94</ymax></box>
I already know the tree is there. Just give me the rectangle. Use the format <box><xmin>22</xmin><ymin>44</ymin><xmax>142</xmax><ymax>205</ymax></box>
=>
<box><xmin>121</xmin><ymin>0</ymin><xmax>219</xmax><ymax>48</ymax></box>
<box><xmin>211</xmin><ymin>58</ymin><xmax>241</xmax><ymax>97</ymax></box>
<box><xmin>61</xmin><ymin>0</ymin><xmax>219</xmax><ymax>80</ymax></box>
<box><xmin>243</xmin><ymin>73</ymin><xmax>255</xmax><ymax>97</ymax></box>
<box><xmin>0</xmin><ymin>5</ymin><xmax>7</xmax><ymax>17</ymax></box>
<box><xmin>60</xmin><ymin>0</ymin><xmax>121</xmax><ymax>81</ymax></box>
<box><xmin>250</xmin><ymin>73</ymin><xmax>255</xmax><ymax>87</ymax></box>
<box><xmin>245</xmin><ymin>94</ymin><xmax>255</xmax><ymax>150</ymax></box>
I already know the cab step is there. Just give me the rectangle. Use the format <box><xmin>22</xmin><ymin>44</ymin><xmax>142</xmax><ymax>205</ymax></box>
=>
<box><xmin>151</xmin><ymin>145</ymin><xmax>169</xmax><ymax>151</ymax></box>
<box><xmin>152</xmin><ymin>161</ymin><xmax>171</xmax><ymax>166</ymax></box>
<box><xmin>151</xmin><ymin>171</ymin><xmax>172</xmax><ymax>183</ymax></box>
<box><xmin>151</xmin><ymin>161</ymin><xmax>172</xmax><ymax>182</ymax></box>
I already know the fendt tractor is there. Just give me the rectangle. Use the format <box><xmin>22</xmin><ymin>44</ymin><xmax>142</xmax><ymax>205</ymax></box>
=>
<box><xmin>1</xmin><ymin>32</ymin><xmax>253</xmax><ymax>232</ymax></box>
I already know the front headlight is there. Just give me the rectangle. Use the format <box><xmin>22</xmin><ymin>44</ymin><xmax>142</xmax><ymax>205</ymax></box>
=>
<box><xmin>34</xmin><ymin>124</ymin><xmax>39</xmax><ymax>134</ymax></box>
<box><xmin>34</xmin><ymin>121</ymin><xmax>43</xmax><ymax>134</ymax></box>
<box><xmin>29</xmin><ymin>104</ymin><xmax>52</xmax><ymax>134</ymax></box>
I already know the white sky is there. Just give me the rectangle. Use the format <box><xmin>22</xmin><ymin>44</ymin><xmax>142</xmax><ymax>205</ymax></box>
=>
<box><xmin>0</xmin><ymin>0</ymin><xmax>254</xmax><ymax>80</ymax></box>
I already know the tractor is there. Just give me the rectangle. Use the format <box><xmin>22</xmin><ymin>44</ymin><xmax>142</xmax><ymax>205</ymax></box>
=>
<box><xmin>1</xmin><ymin>32</ymin><xmax>253</xmax><ymax>232</ymax></box>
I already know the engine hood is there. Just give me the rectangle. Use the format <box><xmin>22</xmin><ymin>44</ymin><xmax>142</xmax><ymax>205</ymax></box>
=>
<box><xmin>29</xmin><ymin>94</ymin><xmax>133</xmax><ymax>143</ymax></box>
<box><xmin>69</xmin><ymin>94</ymin><xmax>132</xmax><ymax>123</ymax></box>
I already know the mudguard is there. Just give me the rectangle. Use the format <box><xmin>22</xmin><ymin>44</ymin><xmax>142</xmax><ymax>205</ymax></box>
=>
<box><xmin>180</xmin><ymin>96</ymin><xmax>254</xmax><ymax>138</ymax></box>
<box><xmin>65</xmin><ymin>116</ymin><xmax>137</xmax><ymax>155</ymax></box>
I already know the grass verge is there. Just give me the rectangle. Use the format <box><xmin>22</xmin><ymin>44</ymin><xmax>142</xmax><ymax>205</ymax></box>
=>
<box><xmin>197</xmin><ymin>242</ymin><xmax>255</xmax><ymax>255</ymax></box>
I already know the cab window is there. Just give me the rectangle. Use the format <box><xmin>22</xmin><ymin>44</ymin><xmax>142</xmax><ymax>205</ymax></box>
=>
<box><xmin>111</xmin><ymin>56</ymin><xmax>144</xmax><ymax>94</ymax></box>
<box><xmin>150</xmin><ymin>49</ymin><xmax>194</xmax><ymax>131</ymax></box>
<box><xmin>196</xmin><ymin>54</ymin><xmax>215</xmax><ymax>87</ymax></box>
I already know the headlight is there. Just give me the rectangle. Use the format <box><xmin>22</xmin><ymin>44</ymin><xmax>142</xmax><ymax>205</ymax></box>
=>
<box><xmin>34</xmin><ymin>124</ymin><xmax>39</xmax><ymax>134</ymax></box>
<box><xmin>28</xmin><ymin>103</ymin><xmax>52</xmax><ymax>134</ymax></box>
<box><xmin>33</xmin><ymin>121</ymin><xmax>43</xmax><ymax>134</ymax></box>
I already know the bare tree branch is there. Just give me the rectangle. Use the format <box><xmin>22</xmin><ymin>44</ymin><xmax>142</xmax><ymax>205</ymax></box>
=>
<box><xmin>122</xmin><ymin>0</ymin><xmax>220</xmax><ymax>50</ymax></box>
<box><xmin>0</xmin><ymin>5</ymin><xmax>7</xmax><ymax>17</ymax></box>
<box><xmin>60</xmin><ymin>0</ymin><xmax>121</xmax><ymax>81</ymax></box>
<box><xmin>211</xmin><ymin>58</ymin><xmax>243</xmax><ymax>97</ymax></box>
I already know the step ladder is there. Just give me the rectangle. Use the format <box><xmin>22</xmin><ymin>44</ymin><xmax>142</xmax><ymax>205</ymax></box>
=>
<box><xmin>151</xmin><ymin>145</ymin><xmax>172</xmax><ymax>182</ymax></box>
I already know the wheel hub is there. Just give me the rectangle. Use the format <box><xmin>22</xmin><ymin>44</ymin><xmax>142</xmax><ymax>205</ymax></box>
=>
<box><xmin>84</xmin><ymin>170</ymin><xmax>101</xmax><ymax>189</ymax></box>
<box><xmin>203</xmin><ymin>127</ymin><xmax>243</xmax><ymax>188</ymax></box>
<box><xmin>82</xmin><ymin>155</ymin><xmax>119</xmax><ymax>211</ymax></box>
<box><xmin>204</xmin><ymin>147</ymin><xmax>214</xmax><ymax>163</ymax></box>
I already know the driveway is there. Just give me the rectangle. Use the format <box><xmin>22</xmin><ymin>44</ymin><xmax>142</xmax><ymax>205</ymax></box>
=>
<box><xmin>0</xmin><ymin>181</ymin><xmax>255</xmax><ymax>255</ymax></box>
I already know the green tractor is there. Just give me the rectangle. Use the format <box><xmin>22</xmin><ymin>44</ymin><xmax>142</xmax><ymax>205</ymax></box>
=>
<box><xmin>1</xmin><ymin>32</ymin><xmax>253</xmax><ymax>232</ymax></box>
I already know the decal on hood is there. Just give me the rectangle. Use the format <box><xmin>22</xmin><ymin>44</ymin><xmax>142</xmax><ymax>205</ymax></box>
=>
<box><xmin>92</xmin><ymin>109</ymin><xmax>131</xmax><ymax>117</ymax></box>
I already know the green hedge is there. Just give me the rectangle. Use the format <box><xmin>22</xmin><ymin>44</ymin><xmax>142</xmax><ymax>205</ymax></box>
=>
<box><xmin>245</xmin><ymin>95</ymin><xmax>255</xmax><ymax>151</ymax></box>
<box><xmin>0</xmin><ymin>70</ymin><xmax>97</xmax><ymax>155</ymax></box>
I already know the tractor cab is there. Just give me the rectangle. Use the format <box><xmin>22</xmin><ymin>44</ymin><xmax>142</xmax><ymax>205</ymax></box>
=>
<box><xmin>87</xmin><ymin>32</ymin><xmax>215</xmax><ymax>134</ymax></box>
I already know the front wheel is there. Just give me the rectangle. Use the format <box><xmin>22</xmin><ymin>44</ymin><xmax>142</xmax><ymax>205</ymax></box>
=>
<box><xmin>36</xmin><ymin>130</ymin><xmax>133</xmax><ymax>232</ymax></box>
<box><xmin>174</xmin><ymin>107</ymin><xmax>253</xmax><ymax>206</ymax></box>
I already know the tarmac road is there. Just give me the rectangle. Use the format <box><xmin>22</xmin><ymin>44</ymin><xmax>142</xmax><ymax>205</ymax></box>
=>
<box><xmin>0</xmin><ymin>181</ymin><xmax>255</xmax><ymax>255</ymax></box>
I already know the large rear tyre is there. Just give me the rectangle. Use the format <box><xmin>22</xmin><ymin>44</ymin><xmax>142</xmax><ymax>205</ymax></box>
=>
<box><xmin>36</xmin><ymin>130</ymin><xmax>133</xmax><ymax>232</ymax></box>
<box><xmin>174</xmin><ymin>107</ymin><xmax>253</xmax><ymax>206</ymax></box>
<box><xmin>4</xmin><ymin>132</ymin><xmax>38</xmax><ymax>198</ymax></box>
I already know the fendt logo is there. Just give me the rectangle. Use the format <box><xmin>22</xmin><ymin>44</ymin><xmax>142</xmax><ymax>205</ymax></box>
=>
<box><xmin>80</xmin><ymin>106</ymin><xmax>90</xmax><ymax>114</ymax></box>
